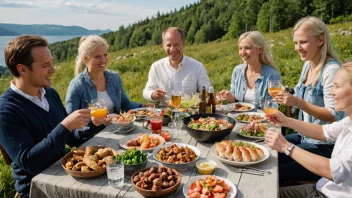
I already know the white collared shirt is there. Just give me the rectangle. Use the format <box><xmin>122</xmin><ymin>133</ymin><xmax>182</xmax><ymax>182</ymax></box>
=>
<box><xmin>143</xmin><ymin>55</ymin><xmax>210</xmax><ymax>104</ymax></box>
<box><xmin>10</xmin><ymin>81</ymin><xmax>50</xmax><ymax>112</ymax></box>
<box><xmin>316</xmin><ymin>117</ymin><xmax>352</xmax><ymax>197</ymax></box>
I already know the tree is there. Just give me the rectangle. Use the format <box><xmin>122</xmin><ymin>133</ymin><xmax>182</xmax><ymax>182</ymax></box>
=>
<box><xmin>257</xmin><ymin>2</ymin><xmax>271</xmax><ymax>33</ymax></box>
<box><xmin>194</xmin><ymin>29</ymin><xmax>206</xmax><ymax>43</ymax></box>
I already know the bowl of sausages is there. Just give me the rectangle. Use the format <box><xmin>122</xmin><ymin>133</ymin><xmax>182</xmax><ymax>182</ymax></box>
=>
<box><xmin>131</xmin><ymin>166</ymin><xmax>181</xmax><ymax>197</ymax></box>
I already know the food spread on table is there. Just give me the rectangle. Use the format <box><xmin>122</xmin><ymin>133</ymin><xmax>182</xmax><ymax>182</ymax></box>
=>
<box><xmin>236</xmin><ymin>113</ymin><xmax>265</xmax><ymax>122</ymax></box>
<box><xmin>156</xmin><ymin>144</ymin><xmax>198</xmax><ymax>164</ymax></box>
<box><xmin>132</xmin><ymin>166</ymin><xmax>181</xmax><ymax>191</ymax></box>
<box><xmin>187</xmin><ymin>117</ymin><xmax>233</xmax><ymax>131</ymax></box>
<box><xmin>64</xmin><ymin>146</ymin><xmax>117</xmax><ymax>172</ymax></box>
<box><xmin>126</xmin><ymin>134</ymin><xmax>163</xmax><ymax>150</ymax></box>
<box><xmin>240</xmin><ymin>122</ymin><xmax>268</xmax><ymax>137</ymax></box>
<box><xmin>215</xmin><ymin>140</ymin><xmax>264</xmax><ymax>162</ymax></box>
<box><xmin>127</xmin><ymin>109</ymin><xmax>153</xmax><ymax>117</ymax></box>
<box><xmin>187</xmin><ymin>176</ymin><xmax>230</xmax><ymax>198</ymax></box>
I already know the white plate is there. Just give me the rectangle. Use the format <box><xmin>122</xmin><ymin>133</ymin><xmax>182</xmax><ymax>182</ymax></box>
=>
<box><xmin>183</xmin><ymin>175</ymin><xmax>237</xmax><ymax>198</ymax></box>
<box><xmin>237</xmin><ymin>131</ymin><xmax>265</xmax><ymax>140</ymax></box>
<box><xmin>230</xmin><ymin>102</ymin><xmax>255</xmax><ymax>112</ymax></box>
<box><xmin>210</xmin><ymin>141</ymin><xmax>270</xmax><ymax>167</ymax></box>
<box><xmin>152</xmin><ymin>143</ymin><xmax>200</xmax><ymax>170</ymax></box>
<box><xmin>119</xmin><ymin>133</ymin><xmax>165</xmax><ymax>152</ymax></box>
<box><xmin>231</xmin><ymin>112</ymin><xmax>266</xmax><ymax>123</ymax></box>
<box><xmin>127</xmin><ymin>107</ymin><xmax>158</xmax><ymax>120</ymax></box>
<box><xmin>111</xmin><ymin>126</ymin><xmax>134</xmax><ymax>134</ymax></box>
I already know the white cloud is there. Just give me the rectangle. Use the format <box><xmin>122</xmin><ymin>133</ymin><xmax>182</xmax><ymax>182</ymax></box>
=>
<box><xmin>57</xmin><ymin>0</ymin><xmax>109</xmax><ymax>14</ymax></box>
<box><xmin>0</xmin><ymin>0</ymin><xmax>38</xmax><ymax>8</ymax></box>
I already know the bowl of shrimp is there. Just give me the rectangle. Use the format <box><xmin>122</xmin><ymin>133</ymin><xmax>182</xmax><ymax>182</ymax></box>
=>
<box><xmin>110</xmin><ymin>114</ymin><xmax>136</xmax><ymax>128</ymax></box>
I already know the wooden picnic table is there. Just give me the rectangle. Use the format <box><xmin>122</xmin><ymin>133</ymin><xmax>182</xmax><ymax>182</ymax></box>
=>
<box><xmin>30</xmin><ymin>112</ymin><xmax>278</xmax><ymax>198</ymax></box>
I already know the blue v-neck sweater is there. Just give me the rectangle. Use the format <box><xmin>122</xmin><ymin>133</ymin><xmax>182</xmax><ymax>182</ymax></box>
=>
<box><xmin>0</xmin><ymin>87</ymin><xmax>101</xmax><ymax>197</ymax></box>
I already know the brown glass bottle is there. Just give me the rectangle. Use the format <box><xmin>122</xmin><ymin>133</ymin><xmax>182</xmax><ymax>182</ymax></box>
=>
<box><xmin>198</xmin><ymin>86</ymin><xmax>206</xmax><ymax>114</ymax></box>
<box><xmin>206</xmin><ymin>85</ymin><xmax>216</xmax><ymax>114</ymax></box>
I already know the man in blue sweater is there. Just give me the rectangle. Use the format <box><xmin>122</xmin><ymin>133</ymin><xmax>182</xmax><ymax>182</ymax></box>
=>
<box><xmin>0</xmin><ymin>35</ymin><xmax>105</xmax><ymax>198</ymax></box>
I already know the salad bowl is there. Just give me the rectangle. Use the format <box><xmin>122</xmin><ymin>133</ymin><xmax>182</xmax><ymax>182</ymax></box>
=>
<box><xmin>183</xmin><ymin>114</ymin><xmax>236</xmax><ymax>142</ymax></box>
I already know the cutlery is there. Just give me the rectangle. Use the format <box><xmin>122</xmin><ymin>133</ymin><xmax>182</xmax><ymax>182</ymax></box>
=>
<box><xmin>224</xmin><ymin>164</ymin><xmax>271</xmax><ymax>175</ymax></box>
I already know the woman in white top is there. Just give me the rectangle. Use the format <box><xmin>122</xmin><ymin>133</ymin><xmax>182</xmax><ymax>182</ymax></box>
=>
<box><xmin>265</xmin><ymin>61</ymin><xmax>352</xmax><ymax>198</ymax></box>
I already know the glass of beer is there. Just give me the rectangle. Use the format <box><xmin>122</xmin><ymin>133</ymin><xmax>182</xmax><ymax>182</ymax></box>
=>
<box><xmin>268</xmin><ymin>80</ymin><xmax>282</xmax><ymax>99</ymax></box>
<box><xmin>171</xmin><ymin>90</ymin><xmax>182</xmax><ymax>109</ymax></box>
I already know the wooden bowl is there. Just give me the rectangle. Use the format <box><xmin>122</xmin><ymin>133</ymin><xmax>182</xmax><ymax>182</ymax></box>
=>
<box><xmin>62</xmin><ymin>146</ymin><xmax>108</xmax><ymax>178</ymax></box>
<box><xmin>131</xmin><ymin>167</ymin><xmax>181</xmax><ymax>197</ymax></box>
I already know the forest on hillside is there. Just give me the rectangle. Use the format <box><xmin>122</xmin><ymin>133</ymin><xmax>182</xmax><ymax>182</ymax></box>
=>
<box><xmin>49</xmin><ymin>0</ymin><xmax>352</xmax><ymax>62</ymax></box>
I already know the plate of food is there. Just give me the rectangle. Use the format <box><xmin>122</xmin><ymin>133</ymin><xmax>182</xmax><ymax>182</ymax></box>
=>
<box><xmin>62</xmin><ymin>146</ymin><xmax>118</xmax><ymax>178</ymax></box>
<box><xmin>210</xmin><ymin>140</ymin><xmax>270</xmax><ymax>166</ymax></box>
<box><xmin>232</xmin><ymin>112</ymin><xmax>266</xmax><ymax>123</ymax></box>
<box><xmin>119</xmin><ymin>133</ymin><xmax>165</xmax><ymax>152</ymax></box>
<box><xmin>183</xmin><ymin>175</ymin><xmax>237</xmax><ymax>198</ymax></box>
<box><xmin>127</xmin><ymin>107</ymin><xmax>156</xmax><ymax>120</ymax></box>
<box><xmin>238</xmin><ymin>122</ymin><xmax>268</xmax><ymax>139</ymax></box>
<box><xmin>153</xmin><ymin>143</ymin><xmax>200</xmax><ymax>170</ymax></box>
<box><xmin>230</xmin><ymin>102</ymin><xmax>255</xmax><ymax>112</ymax></box>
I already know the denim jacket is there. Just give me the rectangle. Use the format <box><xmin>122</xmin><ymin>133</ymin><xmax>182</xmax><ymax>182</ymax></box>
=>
<box><xmin>65</xmin><ymin>68</ymin><xmax>141</xmax><ymax>114</ymax></box>
<box><xmin>230</xmin><ymin>63</ymin><xmax>282</xmax><ymax>108</ymax></box>
<box><xmin>294</xmin><ymin>60</ymin><xmax>346</xmax><ymax>145</ymax></box>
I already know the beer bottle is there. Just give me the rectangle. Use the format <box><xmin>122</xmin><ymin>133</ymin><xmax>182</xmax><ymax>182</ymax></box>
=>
<box><xmin>206</xmin><ymin>85</ymin><xmax>216</xmax><ymax>114</ymax></box>
<box><xmin>198</xmin><ymin>86</ymin><xmax>206</xmax><ymax>114</ymax></box>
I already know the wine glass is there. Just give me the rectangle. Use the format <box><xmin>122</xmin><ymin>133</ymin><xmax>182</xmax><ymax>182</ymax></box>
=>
<box><xmin>263</xmin><ymin>99</ymin><xmax>278</xmax><ymax>128</ymax></box>
<box><xmin>76</xmin><ymin>99</ymin><xmax>107</xmax><ymax>132</ymax></box>
<box><xmin>268</xmin><ymin>80</ymin><xmax>282</xmax><ymax>99</ymax></box>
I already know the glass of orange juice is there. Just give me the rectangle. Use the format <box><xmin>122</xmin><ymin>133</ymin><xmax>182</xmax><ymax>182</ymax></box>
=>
<box><xmin>268</xmin><ymin>80</ymin><xmax>283</xmax><ymax>99</ymax></box>
<box><xmin>263</xmin><ymin>99</ymin><xmax>278</xmax><ymax>115</ymax></box>
<box><xmin>90</xmin><ymin>99</ymin><xmax>108</xmax><ymax>118</ymax></box>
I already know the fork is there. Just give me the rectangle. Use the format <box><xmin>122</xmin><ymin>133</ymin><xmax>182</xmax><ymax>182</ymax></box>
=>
<box><xmin>224</xmin><ymin>164</ymin><xmax>271</xmax><ymax>175</ymax></box>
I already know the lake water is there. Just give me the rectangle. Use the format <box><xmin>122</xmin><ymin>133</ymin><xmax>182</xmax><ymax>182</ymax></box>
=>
<box><xmin>0</xmin><ymin>35</ymin><xmax>82</xmax><ymax>67</ymax></box>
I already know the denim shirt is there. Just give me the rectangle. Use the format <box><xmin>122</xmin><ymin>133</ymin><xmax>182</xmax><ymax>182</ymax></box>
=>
<box><xmin>65</xmin><ymin>68</ymin><xmax>141</xmax><ymax>114</ymax></box>
<box><xmin>230</xmin><ymin>63</ymin><xmax>282</xmax><ymax>108</ymax></box>
<box><xmin>294</xmin><ymin>60</ymin><xmax>346</xmax><ymax>145</ymax></box>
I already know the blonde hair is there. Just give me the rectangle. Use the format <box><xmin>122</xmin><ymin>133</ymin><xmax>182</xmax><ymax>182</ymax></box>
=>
<box><xmin>75</xmin><ymin>35</ymin><xmax>108</xmax><ymax>76</ymax></box>
<box><xmin>238</xmin><ymin>31</ymin><xmax>278</xmax><ymax>70</ymax></box>
<box><xmin>293</xmin><ymin>16</ymin><xmax>341</xmax><ymax>87</ymax></box>
<box><xmin>340</xmin><ymin>61</ymin><xmax>352</xmax><ymax>84</ymax></box>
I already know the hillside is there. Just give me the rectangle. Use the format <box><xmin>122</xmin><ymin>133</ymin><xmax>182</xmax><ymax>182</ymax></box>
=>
<box><xmin>0</xmin><ymin>23</ymin><xmax>111</xmax><ymax>36</ymax></box>
<box><xmin>45</xmin><ymin>22</ymin><xmax>352</xmax><ymax>104</ymax></box>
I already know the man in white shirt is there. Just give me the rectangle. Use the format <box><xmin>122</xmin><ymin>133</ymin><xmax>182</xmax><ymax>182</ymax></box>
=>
<box><xmin>143</xmin><ymin>27</ymin><xmax>210</xmax><ymax>105</ymax></box>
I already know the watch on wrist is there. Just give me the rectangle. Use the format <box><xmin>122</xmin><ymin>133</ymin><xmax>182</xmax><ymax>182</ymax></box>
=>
<box><xmin>284</xmin><ymin>143</ymin><xmax>295</xmax><ymax>156</ymax></box>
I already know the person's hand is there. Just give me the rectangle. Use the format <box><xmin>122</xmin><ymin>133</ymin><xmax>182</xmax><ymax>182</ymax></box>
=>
<box><xmin>142</xmin><ymin>103</ymin><xmax>155</xmax><ymax>108</ymax></box>
<box><xmin>61</xmin><ymin>109</ymin><xmax>91</xmax><ymax>131</ymax></box>
<box><xmin>217</xmin><ymin>90</ymin><xmax>235</xmax><ymax>103</ymax></box>
<box><xmin>274</xmin><ymin>92</ymin><xmax>298</xmax><ymax>106</ymax></box>
<box><xmin>265</xmin><ymin>130</ymin><xmax>290</xmax><ymax>153</ymax></box>
<box><xmin>265</xmin><ymin>110</ymin><xmax>289</xmax><ymax>127</ymax></box>
<box><xmin>91</xmin><ymin>116</ymin><xmax>108</xmax><ymax>126</ymax></box>
<box><xmin>151</xmin><ymin>88</ymin><xmax>166</xmax><ymax>100</ymax></box>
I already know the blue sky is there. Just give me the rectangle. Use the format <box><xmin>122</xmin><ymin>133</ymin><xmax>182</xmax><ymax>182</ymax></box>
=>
<box><xmin>0</xmin><ymin>0</ymin><xmax>199</xmax><ymax>31</ymax></box>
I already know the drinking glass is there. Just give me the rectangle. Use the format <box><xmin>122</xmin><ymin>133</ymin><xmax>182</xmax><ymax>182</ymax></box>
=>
<box><xmin>106</xmin><ymin>160</ymin><xmax>124</xmax><ymax>188</ymax></box>
<box><xmin>268</xmin><ymin>80</ymin><xmax>282</xmax><ymax>99</ymax></box>
<box><xmin>171</xmin><ymin>90</ymin><xmax>182</xmax><ymax>109</ymax></box>
<box><xmin>90</xmin><ymin>99</ymin><xmax>108</xmax><ymax>118</ymax></box>
<box><xmin>264</xmin><ymin>99</ymin><xmax>279</xmax><ymax>127</ymax></box>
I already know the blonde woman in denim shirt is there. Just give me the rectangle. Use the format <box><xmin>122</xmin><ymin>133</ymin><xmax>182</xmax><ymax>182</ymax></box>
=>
<box><xmin>218</xmin><ymin>31</ymin><xmax>281</xmax><ymax>108</ymax></box>
<box><xmin>274</xmin><ymin>16</ymin><xmax>345</xmax><ymax>184</ymax></box>
<box><xmin>66</xmin><ymin>35</ymin><xmax>151</xmax><ymax>118</ymax></box>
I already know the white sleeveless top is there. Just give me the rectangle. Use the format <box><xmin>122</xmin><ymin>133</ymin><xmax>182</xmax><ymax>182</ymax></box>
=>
<box><xmin>244</xmin><ymin>87</ymin><xmax>255</xmax><ymax>104</ymax></box>
<box><xmin>97</xmin><ymin>91</ymin><xmax>114</xmax><ymax>113</ymax></box>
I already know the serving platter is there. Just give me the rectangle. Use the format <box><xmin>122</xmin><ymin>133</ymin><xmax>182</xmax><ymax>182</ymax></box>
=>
<box><xmin>210</xmin><ymin>141</ymin><xmax>270</xmax><ymax>166</ymax></box>
<box><xmin>231</xmin><ymin>112</ymin><xmax>266</xmax><ymax>123</ymax></box>
<box><xmin>119</xmin><ymin>133</ymin><xmax>165</xmax><ymax>152</ymax></box>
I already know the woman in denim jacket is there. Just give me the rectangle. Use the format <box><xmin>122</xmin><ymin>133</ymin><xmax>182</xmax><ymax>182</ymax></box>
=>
<box><xmin>218</xmin><ymin>31</ymin><xmax>281</xmax><ymax>108</ymax></box>
<box><xmin>274</xmin><ymin>16</ymin><xmax>345</xmax><ymax>184</ymax></box>
<box><xmin>66</xmin><ymin>35</ymin><xmax>151</xmax><ymax>118</ymax></box>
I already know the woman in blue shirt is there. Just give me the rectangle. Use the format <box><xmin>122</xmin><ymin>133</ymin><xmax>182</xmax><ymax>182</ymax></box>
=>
<box><xmin>66</xmin><ymin>35</ymin><xmax>151</xmax><ymax>116</ymax></box>
<box><xmin>218</xmin><ymin>31</ymin><xmax>281</xmax><ymax>108</ymax></box>
<box><xmin>274</xmin><ymin>16</ymin><xmax>345</xmax><ymax>184</ymax></box>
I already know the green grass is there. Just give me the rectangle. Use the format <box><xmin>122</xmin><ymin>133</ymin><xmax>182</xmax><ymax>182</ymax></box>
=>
<box><xmin>0</xmin><ymin>21</ymin><xmax>352</xmax><ymax>196</ymax></box>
